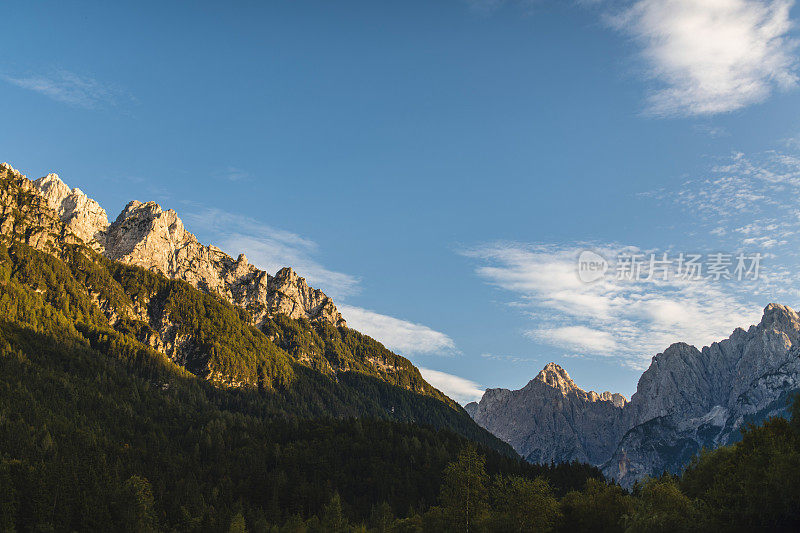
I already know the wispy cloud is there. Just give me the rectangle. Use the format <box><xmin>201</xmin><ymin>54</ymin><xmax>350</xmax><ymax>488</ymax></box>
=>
<box><xmin>339</xmin><ymin>304</ymin><xmax>458</xmax><ymax>356</ymax></box>
<box><xmin>182</xmin><ymin>204</ymin><xmax>359</xmax><ymax>298</ymax></box>
<box><xmin>219</xmin><ymin>167</ymin><xmax>251</xmax><ymax>182</ymax></box>
<box><xmin>463</xmin><ymin>243</ymin><xmax>763</xmax><ymax>369</ymax></box>
<box><xmin>528</xmin><ymin>325</ymin><xmax>618</xmax><ymax>354</ymax></box>
<box><xmin>649</xmin><ymin>147</ymin><xmax>800</xmax><ymax>297</ymax></box>
<box><xmin>480</xmin><ymin>352</ymin><xmax>539</xmax><ymax>365</ymax></box>
<box><xmin>673</xmin><ymin>149</ymin><xmax>800</xmax><ymax>248</ymax></box>
<box><xmin>609</xmin><ymin>0</ymin><xmax>798</xmax><ymax>116</ymax></box>
<box><xmin>2</xmin><ymin>69</ymin><xmax>120</xmax><ymax>109</ymax></box>
<box><xmin>418</xmin><ymin>367</ymin><xmax>484</xmax><ymax>404</ymax></box>
<box><xmin>465</xmin><ymin>144</ymin><xmax>800</xmax><ymax>369</ymax></box>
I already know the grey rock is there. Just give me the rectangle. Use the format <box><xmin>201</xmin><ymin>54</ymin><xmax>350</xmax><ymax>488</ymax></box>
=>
<box><xmin>469</xmin><ymin>304</ymin><xmax>800</xmax><ymax>487</ymax></box>
<box><xmin>469</xmin><ymin>363</ymin><xmax>629</xmax><ymax>465</ymax></box>
<box><xmin>29</xmin><ymin>172</ymin><xmax>345</xmax><ymax>328</ymax></box>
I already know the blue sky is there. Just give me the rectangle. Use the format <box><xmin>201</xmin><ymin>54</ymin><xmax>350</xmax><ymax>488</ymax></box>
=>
<box><xmin>3</xmin><ymin>0</ymin><xmax>800</xmax><ymax>402</ymax></box>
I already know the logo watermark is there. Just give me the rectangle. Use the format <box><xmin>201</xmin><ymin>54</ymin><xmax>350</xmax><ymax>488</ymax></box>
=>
<box><xmin>577</xmin><ymin>251</ymin><xmax>762</xmax><ymax>283</ymax></box>
<box><xmin>577</xmin><ymin>250</ymin><xmax>608</xmax><ymax>282</ymax></box>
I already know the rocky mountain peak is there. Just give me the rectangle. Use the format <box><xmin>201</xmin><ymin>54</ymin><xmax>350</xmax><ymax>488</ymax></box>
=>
<box><xmin>759</xmin><ymin>303</ymin><xmax>800</xmax><ymax>334</ymax></box>
<box><xmin>469</xmin><ymin>302</ymin><xmax>800</xmax><ymax>488</ymax></box>
<box><xmin>114</xmin><ymin>200</ymin><xmax>177</xmax><ymax>225</ymax></box>
<box><xmin>33</xmin><ymin>172</ymin><xmax>109</xmax><ymax>251</ymax></box>
<box><xmin>275</xmin><ymin>266</ymin><xmax>299</xmax><ymax>282</ymax></box>
<box><xmin>534</xmin><ymin>362</ymin><xmax>577</xmax><ymax>393</ymax></box>
<box><xmin>471</xmin><ymin>361</ymin><xmax>630</xmax><ymax>466</ymax></box>
<box><xmin>21</xmin><ymin>168</ymin><xmax>345</xmax><ymax>328</ymax></box>
<box><xmin>0</xmin><ymin>162</ymin><xmax>20</xmax><ymax>176</ymax></box>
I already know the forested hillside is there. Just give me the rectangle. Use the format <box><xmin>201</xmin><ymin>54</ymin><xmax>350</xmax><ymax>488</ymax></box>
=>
<box><xmin>0</xmin><ymin>240</ymin><xmax>601</xmax><ymax>531</ymax></box>
<box><xmin>0</xmin><ymin>164</ymin><xmax>509</xmax><ymax>452</ymax></box>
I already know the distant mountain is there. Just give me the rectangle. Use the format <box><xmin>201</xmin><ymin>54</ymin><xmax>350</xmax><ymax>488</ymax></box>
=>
<box><xmin>466</xmin><ymin>363</ymin><xmax>628</xmax><ymax>466</ymax></box>
<box><xmin>0</xmin><ymin>161</ymin><xmax>509</xmax><ymax>453</ymax></box>
<box><xmin>467</xmin><ymin>304</ymin><xmax>800</xmax><ymax>486</ymax></box>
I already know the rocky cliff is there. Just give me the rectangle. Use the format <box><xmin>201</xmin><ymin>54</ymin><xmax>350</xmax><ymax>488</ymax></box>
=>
<box><xmin>466</xmin><ymin>363</ymin><xmax>628</xmax><ymax>465</ymax></box>
<box><xmin>23</xmin><ymin>165</ymin><xmax>345</xmax><ymax>328</ymax></box>
<box><xmin>604</xmin><ymin>303</ymin><xmax>800</xmax><ymax>486</ymax></box>
<box><xmin>467</xmin><ymin>304</ymin><xmax>800</xmax><ymax>487</ymax></box>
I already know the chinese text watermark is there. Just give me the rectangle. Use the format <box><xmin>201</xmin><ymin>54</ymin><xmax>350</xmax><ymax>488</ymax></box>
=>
<box><xmin>578</xmin><ymin>251</ymin><xmax>762</xmax><ymax>283</ymax></box>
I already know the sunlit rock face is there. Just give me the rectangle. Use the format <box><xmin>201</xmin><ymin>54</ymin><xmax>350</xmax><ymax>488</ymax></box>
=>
<box><xmin>30</xmin><ymin>171</ymin><xmax>345</xmax><ymax>328</ymax></box>
<box><xmin>33</xmin><ymin>173</ymin><xmax>109</xmax><ymax>252</ymax></box>
<box><xmin>468</xmin><ymin>363</ymin><xmax>629</xmax><ymax>466</ymax></box>
<box><xmin>468</xmin><ymin>304</ymin><xmax>800</xmax><ymax>487</ymax></box>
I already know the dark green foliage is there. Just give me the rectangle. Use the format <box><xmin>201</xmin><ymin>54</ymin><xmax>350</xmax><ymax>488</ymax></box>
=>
<box><xmin>680</xmin><ymin>411</ymin><xmax>800</xmax><ymax>530</ymax></box>
<box><xmin>0</xmin><ymin>299</ymin><xmax>597</xmax><ymax>531</ymax></box>
<box><xmin>560</xmin><ymin>478</ymin><xmax>633</xmax><ymax>533</ymax></box>
<box><xmin>0</xmin><ymin>237</ymin><xmax>511</xmax><ymax>454</ymax></box>
<box><xmin>438</xmin><ymin>446</ymin><xmax>490</xmax><ymax>532</ymax></box>
<box><xmin>623</xmin><ymin>475</ymin><xmax>702</xmax><ymax>533</ymax></box>
<box><xmin>487</xmin><ymin>475</ymin><xmax>561</xmax><ymax>532</ymax></box>
<box><xmin>265</xmin><ymin>316</ymin><xmax>453</xmax><ymax>407</ymax></box>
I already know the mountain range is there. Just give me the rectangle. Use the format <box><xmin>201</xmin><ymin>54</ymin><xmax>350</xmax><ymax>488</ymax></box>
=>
<box><xmin>466</xmin><ymin>303</ymin><xmax>800</xmax><ymax>486</ymax></box>
<box><xmin>3</xmin><ymin>164</ymin><xmax>615</xmax><ymax>530</ymax></box>
<box><xmin>0</xmin><ymin>161</ymin><xmax>510</xmax><ymax>452</ymax></box>
<box><xmin>5</xmin><ymin>160</ymin><xmax>799</xmax><ymax>492</ymax></box>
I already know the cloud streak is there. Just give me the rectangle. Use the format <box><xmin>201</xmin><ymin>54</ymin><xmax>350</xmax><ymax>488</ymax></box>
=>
<box><xmin>339</xmin><ymin>304</ymin><xmax>458</xmax><ymax>357</ymax></box>
<box><xmin>2</xmin><ymin>69</ymin><xmax>119</xmax><ymax>109</ymax></box>
<box><xmin>463</xmin><ymin>243</ymin><xmax>763</xmax><ymax>369</ymax></box>
<box><xmin>418</xmin><ymin>367</ymin><xmax>484</xmax><ymax>404</ymax></box>
<box><xmin>610</xmin><ymin>0</ymin><xmax>798</xmax><ymax>116</ymax></box>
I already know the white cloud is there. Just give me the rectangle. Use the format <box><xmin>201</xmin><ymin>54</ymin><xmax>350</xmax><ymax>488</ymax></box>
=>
<box><xmin>610</xmin><ymin>0</ymin><xmax>797</xmax><ymax>116</ymax></box>
<box><xmin>339</xmin><ymin>304</ymin><xmax>458</xmax><ymax>356</ymax></box>
<box><xmin>530</xmin><ymin>325</ymin><xmax>618</xmax><ymax>353</ymax></box>
<box><xmin>182</xmin><ymin>205</ymin><xmax>360</xmax><ymax>298</ymax></box>
<box><xmin>674</xmin><ymin>149</ymin><xmax>800</xmax><ymax>250</ymax></box>
<box><xmin>418</xmin><ymin>367</ymin><xmax>484</xmax><ymax>404</ymax></box>
<box><xmin>469</xmin><ymin>146</ymin><xmax>800</xmax><ymax>368</ymax></box>
<box><xmin>2</xmin><ymin>69</ymin><xmax>118</xmax><ymax>109</ymax></box>
<box><xmin>463</xmin><ymin>243</ymin><xmax>763</xmax><ymax>369</ymax></box>
<box><xmin>650</xmin><ymin>147</ymin><xmax>800</xmax><ymax>298</ymax></box>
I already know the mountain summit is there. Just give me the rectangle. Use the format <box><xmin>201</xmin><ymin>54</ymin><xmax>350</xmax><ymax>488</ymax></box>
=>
<box><xmin>468</xmin><ymin>303</ymin><xmax>800</xmax><ymax>486</ymax></box>
<box><xmin>28</xmin><ymin>168</ymin><xmax>345</xmax><ymax>328</ymax></box>
<box><xmin>534</xmin><ymin>362</ymin><xmax>575</xmax><ymax>393</ymax></box>
<box><xmin>466</xmin><ymin>361</ymin><xmax>629</xmax><ymax>466</ymax></box>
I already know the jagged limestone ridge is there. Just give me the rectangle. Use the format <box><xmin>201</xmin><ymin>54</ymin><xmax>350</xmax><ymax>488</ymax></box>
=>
<box><xmin>0</xmin><ymin>162</ymin><xmax>465</xmax><ymax>413</ymax></box>
<box><xmin>24</xmin><ymin>166</ymin><xmax>345</xmax><ymax>328</ymax></box>
<box><xmin>467</xmin><ymin>303</ymin><xmax>800</xmax><ymax>487</ymax></box>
